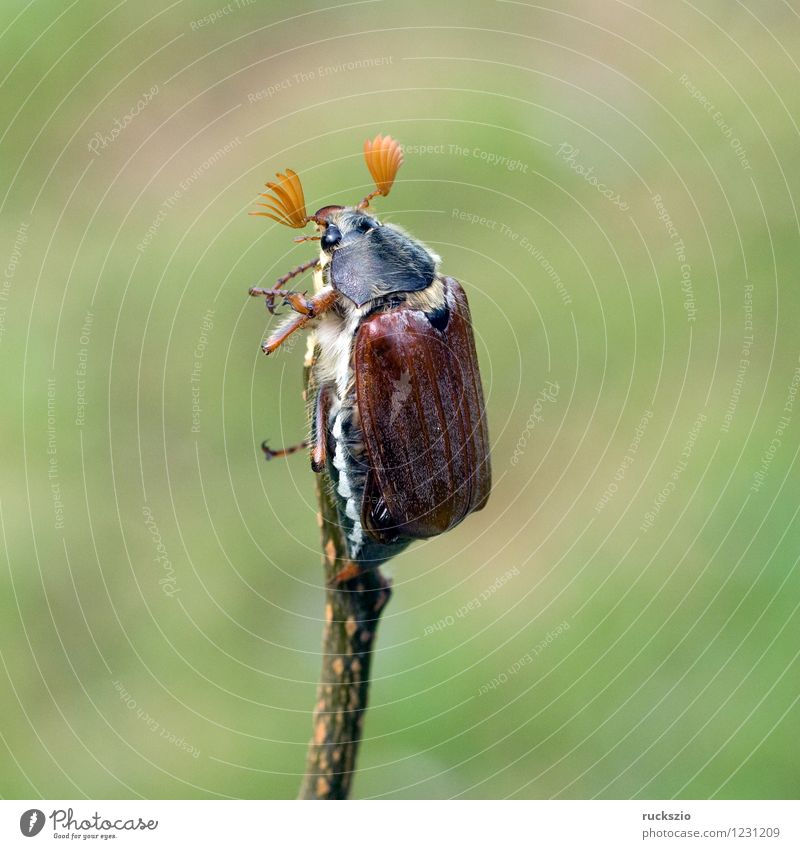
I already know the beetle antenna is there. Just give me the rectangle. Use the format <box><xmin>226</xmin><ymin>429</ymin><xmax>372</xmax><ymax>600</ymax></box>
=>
<box><xmin>359</xmin><ymin>134</ymin><xmax>403</xmax><ymax>210</ymax></box>
<box><xmin>250</xmin><ymin>168</ymin><xmax>311</xmax><ymax>228</ymax></box>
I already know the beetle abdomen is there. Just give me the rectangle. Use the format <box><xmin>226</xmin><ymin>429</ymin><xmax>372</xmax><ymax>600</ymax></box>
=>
<box><xmin>326</xmin><ymin>390</ymin><xmax>412</xmax><ymax>566</ymax></box>
<box><xmin>315</xmin><ymin>309</ymin><xmax>411</xmax><ymax>566</ymax></box>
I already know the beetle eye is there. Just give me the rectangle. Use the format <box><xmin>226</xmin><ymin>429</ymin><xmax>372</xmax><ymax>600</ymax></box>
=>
<box><xmin>321</xmin><ymin>224</ymin><xmax>341</xmax><ymax>251</ymax></box>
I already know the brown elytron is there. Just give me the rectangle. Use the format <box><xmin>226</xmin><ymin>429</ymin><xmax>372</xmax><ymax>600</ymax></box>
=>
<box><xmin>355</xmin><ymin>278</ymin><xmax>490</xmax><ymax>542</ymax></box>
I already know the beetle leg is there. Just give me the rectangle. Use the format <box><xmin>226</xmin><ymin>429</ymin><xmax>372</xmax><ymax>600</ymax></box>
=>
<box><xmin>310</xmin><ymin>384</ymin><xmax>332</xmax><ymax>472</ymax></box>
<box><xmin>249</xmin><ymin>258</ymin><xmax>319</xmax><ymax>313</ymax></box>
<box><xmin>249</xmin><ymin>287</ymin><xmax>307</xmax><ymax>308</ymax></box>
<box><xmin>275</xmin><ymin>258</ymin><xmax>318</xmax><ymax>287</ymax></box>
<box><xmin>249</xmin><ymin>287</ymin><xmax>314</xmax><ymax>316</ymax></box>
<box><xmin>260</xmin><ymin>438</ymin><xmax>309</xmax><ymax>461</ymax></box>
<box><xmin>261</xmin><ymin>287</ymin><xmax>337</xmax><ymax>355</ymax></box>
<box><xmin>282</xmin><ymin>291</ymin><xmax>314</xmax><ymax>315</ymax></box>
<box><xmin>330</xmin><ymin>561</ymin><xmax>363</xmax><ymax>585</ymax></box>
<box><xmin>261</xmin><ymin>311</ymin><xmax>309</xmax><ymax>354</ymax></box>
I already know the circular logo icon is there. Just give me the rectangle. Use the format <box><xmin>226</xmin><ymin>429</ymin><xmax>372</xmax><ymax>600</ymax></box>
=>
<box><xmin>19</xmin><ymin>809</ymin><xmax>45</xmax><ymax>837</ymax></box>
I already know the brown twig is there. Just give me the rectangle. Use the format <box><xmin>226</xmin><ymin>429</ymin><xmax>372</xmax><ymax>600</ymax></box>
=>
<box><xmin>298</xmin><ymin>362</ymin><xmax>392</xmax><ymax>800</ymax></box>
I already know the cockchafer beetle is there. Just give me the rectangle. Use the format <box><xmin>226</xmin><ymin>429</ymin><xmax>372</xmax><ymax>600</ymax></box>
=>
<box><xmin>249</xmin><ymin>135</ymin><xmax>491</xmax><ymax>568</ymax></box>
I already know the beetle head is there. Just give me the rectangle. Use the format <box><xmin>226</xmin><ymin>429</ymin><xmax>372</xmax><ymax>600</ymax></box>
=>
<box><xmin>314</xmin><ymin>208</ymin><xmax>380</xmax><ymax>255</ymax></box>
<box><xmin>319</xmin><ymin>206</ymin><xmax>436</xmax><ymax>305</ymax></box>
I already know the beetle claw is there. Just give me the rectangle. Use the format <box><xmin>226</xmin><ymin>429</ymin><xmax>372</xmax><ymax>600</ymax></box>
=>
<box><xmin>260</xmin><ymin>440</ymin><xmax>276</xmax><ymax>459</ymax></box>
<box><xmin>282</xmin><ymin>291</ymin><xmax>313</xmax><ymax>315</ymax></box>
<box><xmin>249</xmin><ymin>286</ymin><xmax>283</xmax><ymax>314</ymax></box>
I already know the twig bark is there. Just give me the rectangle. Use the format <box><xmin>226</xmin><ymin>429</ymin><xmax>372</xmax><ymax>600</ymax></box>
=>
<box><xmin>298</xmin><ymin>363</ymin><xmax>392</xmax><ymax>800</ymax></box>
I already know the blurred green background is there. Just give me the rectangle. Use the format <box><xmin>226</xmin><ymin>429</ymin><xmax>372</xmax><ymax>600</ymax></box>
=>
<box><xmin>1</xmin><ymin>0</ymin><xmax>799</xmax><ymax>800</ymax></box>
